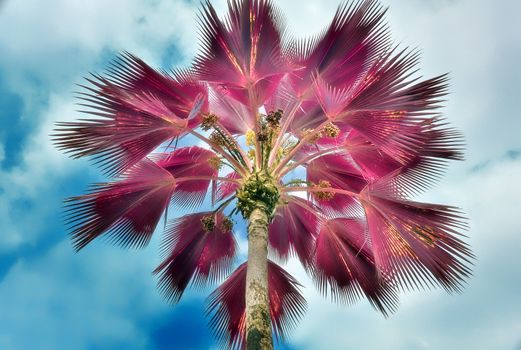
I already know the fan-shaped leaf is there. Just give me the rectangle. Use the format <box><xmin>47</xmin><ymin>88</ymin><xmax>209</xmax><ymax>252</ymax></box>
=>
<box><xmin>265</xmin><ymin>77</ymin><xmax>328</xmax><ymax>133</ymax></box>
<box><xmin>348</xmin><ymin>53</ymin><xmax>448</xmax><ymax>114</ymax></box>
<box><xmin>312</xmin><ymin>218</ymin><xmax>398</xmax><ymax>315</ymax></box>
<box><xmin>53</xmin><ymin>53</ymin><xmax>207</xmax><ymax>176</ymax></box>
<box><xmin>346</xmin><ymin>121</ymin><xmax>464</xmax><ymax>196</ymax></box>
<box><xmin>209</xmin><ymin>87</ymin><xmax>256</xmax><ymax>134</ymax></box>
<box><xmin>286</xmin><ymin>0</ymin><xmax>389</xmax><ymax>95</ymax></box>
<box><xmin>269</xmin><ymin>196</ymin><xmax>319</xmax><ymax>267</ymax></box>
<box><xmin>217</xmin><ymin>171</ymin><xmax>241</xmax><ymax>201</ymax></box>
<box><xmin>64</xmin><ymin>159</ymin><xmax>176</xmax><ymax>251</ymax></box>
<box><xmin>361</xmin><ymin>183</ymin><xmax>473</xmax><ymax>292</ymax></box>
<box><xmin>154</xmin><ymin>212</ymin><xmax>236</xmax><ymax>303</ymax></box>
<box><xmin>324</xmin><ymin>50</ymin><xmax>450</xmax><ymax>162</ymax></box>
<box><xmin>306</xmin><ymin>153</ymin><xmax>367</xmax><ymax>216</ymax></box>
<box><xmin>195</xmin><ymin>0</ymin><xmax>287</xmax><ymax>105</ymax></box>
<box><xmin>156</xmin><ymin>146</ymin><xmax>219</xmax><ymax>209</ymax></box>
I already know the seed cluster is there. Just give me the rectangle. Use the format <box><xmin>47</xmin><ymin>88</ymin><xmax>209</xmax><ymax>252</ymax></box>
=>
<box><xmin>221</xmin><ymin>217</ymin><xmax>234</xmax><ymax>232</ymax></box>
<box><xmin>266</xmin><ymin>109</ymin><xmax>283</xmax><ymax>128</ymax></box>
<box><xmin>201</xmin><ymin>113</ymin><xmax>219</xmax><ymax>131</ymax></box>
<box><xmin>201</xmin><ymin>215</ymin><xmax>216</xmax><ymax>232</ymax></box>
<box><xmin>313</xmin><ymin>180</ymin><xmax>335</xmax><ymax>201</ymax></box>
<box><xmin>323</xmin><ymin>122</ymin><xmax>340</xmax><ymax>138</ymax></box>
<box><xmin>301</xmin><ymin>128</ymin><xmax>323</xmax><ymax>144</ymax></box>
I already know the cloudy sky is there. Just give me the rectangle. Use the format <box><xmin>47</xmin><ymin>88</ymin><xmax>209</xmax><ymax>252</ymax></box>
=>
<box><xmin>0</xmin><ymin>0</ymin><xmax>520</xmax><ymax>349</ymax></box>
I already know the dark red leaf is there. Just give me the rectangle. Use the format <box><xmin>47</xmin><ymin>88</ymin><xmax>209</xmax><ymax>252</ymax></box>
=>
<box><xmin>306</xmin><ymin>153</ymin><xmax>367</xmax><ymax>216</ymax></box>
<box><xmin>194</xmin><ymin>0</ymin><xmax>287</xmax><ymax>105</ymax></box>
<box><xmin>361</xmin><ymin>182</ymin><xmax>473</xmax><ymax>292</ymax></box>
<box><xmin>154</xmin><ymin>212</ymin><xmax>236</xmax><ymax>303</ymax></box>
<box><xmin>217</xmin><ymin>171</ymin><xmax>241</xmax><ymax>201</ymax></box>
<box><xmin>53</xmin><ymin>53</ymin><xmax>207</xmax><ymax>176</ymax></box>
<box><xmin>209</xmin><ymin>87</ymin><xmax>256</xmax><ymax>134</ymax></box>
<box><xmin>287</xmin><ymin>0</ymin><xmax>388</xmax><ymax>94</ymax></box>
<box><xmin>269</xmin><ymin>196</ymin><xmax>319</xmax><ymax>267</ymax></box>
<box><xmin>155</xmin><ymin>146</ymin><xmax>219</xmax><ymax>209</ymax></box>
<box><xmin>65</xmin><ymin>159</ymin><xmax>176</xmax><ymax>251</ymax></box>
<box><xmin>312</xmin><ymin>218</ymin><xmax>398</xmax><ymax>316</ymax></box>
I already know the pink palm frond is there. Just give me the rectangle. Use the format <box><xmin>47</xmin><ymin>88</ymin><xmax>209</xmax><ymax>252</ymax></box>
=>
<box><xmin>154</xmin><ymin>211</ymin><xmax>236</xmax><ymax>303</ymax></box>
<box><xmin>361</xmin><ymin>179</ymin><xmax>473</xmax><ymax>292</ymax></box>
<box><xmin>217</xmin><ymin>172</ymin><xmax>241</xmax><ymax>201</ymax></box>
<box><xmin>207</xmin><ymin>260</ymin><xmax>306</xmax><ymax>349</ymax></box>
<box><xmin>269</xmin><ymin>196</ymin><xmax>320</xmax><ymax>267</ymax></box>
<box><xmin>345</xmin><ymin>129</ymin><xmax>403</xmax><ymax>181</ymax></box>
<box><xmin>155</xmin><ymin>146</ymin><xmax>220</xmax><ymax>208</ymax></box>
<box><xmin>306</xmin><ymin>153</ymin><xmax>367</xmax><ymax>215</ymax></box>
<box><xmin>209</xmin><ymin>88</ymin><xmax>256</xmax><ymax>134</ymax></box>
<box><xmin>345</xmin><ymin>119</ymin><xmax>464</xmax><ymax>195</ymax></box>
<box><xmin>286</xmin><ymin>0</ymin><xmax>389</xmax><ymax>95</ymax></box>
<box><xmin>195</xmin><ymin>0</ymin><xmax>287</xmax><ymax>105</ymax></box>
<box><xmin>345</xmin><ymin>49</ymin><xmax>447</xmax><ymax>113</ymax></box>
<box><xmin>53</xmin><ymin>53</ymin><xmax>207</xmax><ymax>176</ymax></box>
<box><xmin>64</xmin><ymin>159</ymin><xmax>176</xmax><ymax>251</ymax></box>
<box><xmin>312</xmin><ymin>218</ymin><xmax>398</xmax><ymax>316</ymax></box>
<box><xmin>312</xmin><ymin>74</ymin><xmax>353</xmax><ymax>119</ymax></box>
<box><xmin>315</xmin><ymin>49</ymin><xmax>450</xmax><ymax>162</ymax></box>
<box><xmin>263</xmin><ymin>76</ymin><xmax>329</xmax><ymax>137</ymax></box>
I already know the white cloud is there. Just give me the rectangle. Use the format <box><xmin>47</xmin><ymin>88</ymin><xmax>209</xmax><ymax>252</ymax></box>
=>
<box><xmin>0</xmin><ymin>0</ymin><xmax>203</xmax><ymax>249</ymax></box>
<box><xmin>0</xmin><ymin>3</ymin><xmax>205</xmax><ymax>348</ymax></box>
<box><xmin>0</xmin><ymin>0</ymin><xmax>198</xmax><ymax>83</ymax></box>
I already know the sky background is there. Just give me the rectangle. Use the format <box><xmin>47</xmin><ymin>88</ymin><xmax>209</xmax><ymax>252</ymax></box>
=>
<box><xmin>0</xmin><ymin>0</ymin><xmax>520</xmax><ymax>349</ymax></box>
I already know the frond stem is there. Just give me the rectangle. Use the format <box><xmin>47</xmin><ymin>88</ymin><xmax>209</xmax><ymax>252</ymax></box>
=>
<box><xmin>282</xmin><ymin>194</ymin><xmax>327</xmax><ymax>221</ymax></box>
<box><xmin>278</xmin><ymin>144</ymin><xmax>346</xmax><ymax>177</ymax></box>
<box><xmin>186</xmin><ymin>128</ymin><xmax>248</xmax><ymax>177</ymax></box>
<box><xmin>282</xmin><ymin>186</ymin><xmax>360</xmax><ymax>198</ymax></box>
<box><xmin>248</xmin><ymin>84</ymin><xmax>262</xmax><ymax>171</ymax></box>
<box><xmin>215</xmin><ymin>121</ymin><xmax>253</xmax><ymax>171</ymax></box>
<box><xmin>213</xmin><ymin>196</ymin><xmax>236</xmax><ymax>214</ymax></box>
<box><xmin>267</xmin><ymin>98</ymin><xmax>302</xmax><ymax>166</ymax></box>
<box><xmin>272</xmin><ymin>119</ymin><xmax>331</xmax><ymax>176</ymax></box>
<box><xmin>175</xmin><ymin>176</ymin><xmax>241</xmax><ymax>184</ymax></box>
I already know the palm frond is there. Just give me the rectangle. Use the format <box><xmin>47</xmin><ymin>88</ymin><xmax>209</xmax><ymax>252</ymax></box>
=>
<box><xmin>64</xmin><ymin>159</ymin><xmax>176</xmax><ymax>251</ymax></box>
<box><xmin>306</xmin><ymin>153</ymin><xmax>367</xmax><ymax>215</ymax></box>
<box><xmin>217</xmin><ymin>171</ymin><xmax>241</xmax><ymax>201</ymax></box>
<box><xmin>53</xmin><ymin>53</ymin><xmax>207</xmax><ymax>176</ymax></box>
<box><xmin>286</xmin><ymin>0</ymin><xmax>389</xmax><ymax>94</ymax></box>
<box><xmin>154</xmin><ymin>211</ymin><xmax>237</xmax><ymax>303</ymax></box>
<box><xmin>361</xmin><ymin>181</ymin><xmax>473</xmax><ymax>292</ymax></box>
<box><xmin>269</xmin><ymin>196</ymin><xmax>320</xmax><ymax>267</ymax></box>
<box><xmin>312</xmin><ymin>217</ymin><xmax>399</xmax><ymax>316</ymax></box>
<box><xmin>155</xmin><ymin>146</ymin><xmax>219</xmax><ymax>209</ymax></box>
<box><xmin>194</xmin><ymin>0</ymin><xmax>287</xmax><ymax>105</ymax></box>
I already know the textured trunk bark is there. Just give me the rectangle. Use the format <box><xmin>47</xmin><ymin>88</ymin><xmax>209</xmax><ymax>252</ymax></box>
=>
<box><xmin>245</xmin><ymin>207</ymin><xmax>273</xmax><ymax>350</ymax></box>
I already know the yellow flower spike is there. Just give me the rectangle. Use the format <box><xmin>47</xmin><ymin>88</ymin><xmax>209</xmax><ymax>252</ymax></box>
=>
<box><xmin>245</xmin><ymin>130</ymin><xmax>255</xmax><ymax>146</ymax></box>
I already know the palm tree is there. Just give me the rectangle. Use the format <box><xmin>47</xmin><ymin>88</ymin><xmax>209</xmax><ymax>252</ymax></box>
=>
<box><xmin>53</xmin><ymin>0</ymin><xmax>473</xmax><ymax>348</ymax></box>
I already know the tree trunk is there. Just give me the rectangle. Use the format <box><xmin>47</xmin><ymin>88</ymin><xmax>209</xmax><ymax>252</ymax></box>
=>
<box><xmin>245</xmin><ymin>207</ymin><xmax>273</xmax><ymax>350</ymax></box>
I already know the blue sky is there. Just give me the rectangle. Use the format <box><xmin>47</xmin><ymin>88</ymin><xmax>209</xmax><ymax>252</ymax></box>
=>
<box><xmin>0</xmin><ymin>0</ymin><xmax>520</xmax><ymax>349</ymax></box>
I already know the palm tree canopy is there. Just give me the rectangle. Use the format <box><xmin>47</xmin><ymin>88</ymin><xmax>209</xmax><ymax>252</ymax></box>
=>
<box><xmin>54</xmin><ymin>0</ymin><xmax>473</xmax><ymax>348</ymax></box>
